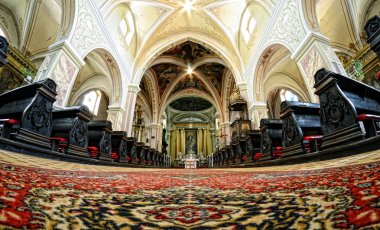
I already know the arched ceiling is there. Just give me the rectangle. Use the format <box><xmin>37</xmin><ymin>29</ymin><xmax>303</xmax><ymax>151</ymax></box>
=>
<box><xmin>139</xmin><ymin>41</ymin><xmax>232</xmax><ymax>112</ymax></box>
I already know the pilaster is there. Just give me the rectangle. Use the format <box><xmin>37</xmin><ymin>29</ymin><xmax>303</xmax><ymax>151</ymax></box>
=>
<box><xmin>292</xmin><ymin>32</ymin><xmax>348</xmax><ymax>102</ymax></box>
<box><xmin>35</xmin><ymin>40</ymin><xmax>85</xmax><ymax>107</ymax></box>
<box><xmin>123</xmin><ymin>84</ymin><xmax>140</xmax><ymax>136</ymax></box>
<box><xmin>249</xmin><ymin>103</ymin><xmax>268</xmax><ymax>129</ymax></box>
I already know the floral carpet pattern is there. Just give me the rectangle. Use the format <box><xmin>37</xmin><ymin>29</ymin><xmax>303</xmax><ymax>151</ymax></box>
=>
<box><xmin>0</xmin><ymin>161</ymin><xmax>379</xmax><ymax>229</ymax></box>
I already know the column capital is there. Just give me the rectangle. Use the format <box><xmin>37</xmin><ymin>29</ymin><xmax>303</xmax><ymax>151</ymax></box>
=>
<box><xmin>249</xmin><ymin>103</ymin><xmax>267</xmax><ymax>112</ymax></box>
<box><xmin>236</xmin><ymin>81</ymin><xmax>247</xmax><ymax>90</ymax></box>
<box><xmin>128</xmin><ymin>84</ymin><xmax>140</xmax><ymax>93</ymax></box>
<box><xmin>49</xmin><ymin>40</ymin><xmax>85</xmax><ymax>67</ymax></box>
<box><xmin>149</xmin><ymin>123</ymin><xmax>161</xmax><ymax>128</ymax></box>
<box><xmin>291</xmin><ymin>31</ymin><xmax>330</xmax><ymax>62</ymax></box>
<box><xmin>220</xmin><ymin>122</ymin><xmax>230</xmax><ymax>128</ymax></box>
<box><xmin>107</xmin><ymin>105</ymin><xmax>124</xmax><ymax>111</ymax></box>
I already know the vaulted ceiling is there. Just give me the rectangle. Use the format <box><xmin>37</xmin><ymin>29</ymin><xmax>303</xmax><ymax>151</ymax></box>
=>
<box><xmin>139</xmin><ymin>41</ymin><xmax>232</xmax><ymax>113</ymax></box>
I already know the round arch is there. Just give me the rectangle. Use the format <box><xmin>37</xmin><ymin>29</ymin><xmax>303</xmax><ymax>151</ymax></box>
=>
<box><xmin>159</xmin><ymin>89</ymin><xmax>223</xmax><ymax>128</ymax></box>
<box><xmin>133</xmin><ymin>33</ymin><xmax>244</xmax><ymax>87</ymax></box>
<box><xmin>252</xmin><ymin>43</ymin><xmax>293</xmax><ymax>102</ymax></box>
<box><xmin>158</xmin><ymin>71</ymin><xmax>223</xmax><ymax>122</ymax></box>
<box><xmin>300</xmin><ymin>0</ymin><xmax>320</xmax><ymax>32</ymax></box>
<box><xmin>79</xmin><ymin>48</ymin><xmax>123</xmax><ymax>105</ymax></box>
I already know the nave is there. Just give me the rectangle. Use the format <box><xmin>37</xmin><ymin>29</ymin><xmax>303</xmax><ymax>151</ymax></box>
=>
<box><xmin>0</xmin><ymin>0</ymin><xmax>380</xmax><ymax>228</ymax></box>
<box><xmin>0</xmin><ymin>149</ymin><xmax>379</xmax><ymax>229</ymax></box>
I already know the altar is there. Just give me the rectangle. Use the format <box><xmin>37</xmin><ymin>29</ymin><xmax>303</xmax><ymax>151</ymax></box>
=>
<box><xmin>183</xmin><ymin>153</ymin><xmax>198</xmax><ymax>169</ymax></box>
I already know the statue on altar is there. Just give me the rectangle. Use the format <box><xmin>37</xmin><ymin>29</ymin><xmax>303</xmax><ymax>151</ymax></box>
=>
<box><xmin>199</xmin><ymin>152</ymin><xmax>205</xmax><ymax>166</ymax></box>
<box><xmin>177</xmin><ymin>151</ymin><xmax>183</xmax><ymax>161</ymax></box>
<box><xmin>199</xmin><ymin>152</ymin><xmax>204</xmax><ymax>160</ymax></box>
<box><xmin>185</xmin><ymin>134</ymin><xmax>195</xmax><ymax>153</ymax></box>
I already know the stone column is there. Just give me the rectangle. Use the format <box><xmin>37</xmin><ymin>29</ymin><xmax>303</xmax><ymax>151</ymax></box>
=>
<box><xmin>203</xmin><ymin>128</ymin><xmax>207</xmax><ymax>155</ymax></box>
<box><xmin>176</xmin><ymin>129</ymin><xmax>180</xmax><ymax>158</ymax></box>
<box><xmin>122</xmin><ymin>84</ymin><xmax>139</xmax><ymax>136</ymax></box>
<box><xmin>292</xmin><ymin>32</ymin><xmax>348</xmax><ymax>102</ymax></box>
<box><xmin>150</xmin><ymin>123</ymin><xmax>161</xmax><ymax>150</ymax></box>
<box><xmin>210</xmin><ymin>128</ymin><xmax>216</xmax><ymax>152</ymax></box>
<box><xmin>138</xmin><ymin>126</ymin><xmax>143</xmax><ymax>143</ymax></box>
<box><xmin>167</xmin><ymin>128</ymin><xmax>173</xmax><ymax>159</ymax></box>
<box><xmin>180</xmin><ymin>129</ymin><xmax>185</xmax><ymax>154</ymax></box>
<box><xmin>197</xmin><ymin>128</ymin><xmax>202</xmax><ymax>155</ymax></box>
<box><xmin>249</xmin><ymin>103</ymin><xmax>268</xmax><ymax>129</ymax></box>
<box><xmin>34</xmin><ymin>40</ymin><xmax>85</xmax><ymax>107</ymax></box>
<box><xmin>207</xmin><ymin>129</ymin><xmax>212</xmax><ymax>156</ymax></box>
<box><xmin>220</xmin><ymin>122</ymin><xmax>231</xmax><ymax>146</ymax></box>
<box><xmin>107</xmin><ymin>106</ymin><xmax>124</xmax><ymax>131</ymax></box>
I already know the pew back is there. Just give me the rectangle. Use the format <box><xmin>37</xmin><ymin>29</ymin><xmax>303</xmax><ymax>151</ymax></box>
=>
<box><xmin>260</xmin><ymin>119</ymin><xmax>283</xmax><ymax>159</ymax></box>
<box><xmin>0</xmin><ymin>79</ymin><xmax>57</xmax><ymax>137</ymax></box>
<box><xmin>88</xmin><ymin>120</ymin><xmax>113</xmax><ymax>159</ymax></box>
<box><xmin>314</xmin><ymin>69</ymin><xmax>380</xmax><ymax>135</ymax></box>
<box><xmin>52</xmin><ymin>105</ymin><xmax>91</xmax><ymax>149</ymax></box>
<box><xmin>280</xmin><ymin>101</ymin><xmax>322</xmax><ymax>146</ymax></box>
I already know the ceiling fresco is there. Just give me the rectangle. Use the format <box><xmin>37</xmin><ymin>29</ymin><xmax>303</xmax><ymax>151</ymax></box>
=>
<box><xmin>172</xmin><ymin>75</ymin><xmax>209</xmax><ymax>95</ymax></box>
<box><xmin>169</xmin><ymin>97</ymin><xmax>212</xmax><ymax>111</ymax></box>
<box><xmin>139</xmin><ymin>76</ymin><xmax>151</xmax><ymax>101</ymax></box>
<box><xmin>142</xmin><ymin>41</ymin><xmax>234</xmax><ymax>112</ymax></box>
<box><xmin>151</xmin><ymin>63</ymin><xmax>185</xmax><ymax>95</ymax></box>
<box><xmin>196</xmin><ymin>63</ymin><xmax>225</xmax><ymax>96</ymax></box>
<box><xmin>161</xmin><ymin>41</ymin><xmax>215</xmax><ymax>62</ymax></box>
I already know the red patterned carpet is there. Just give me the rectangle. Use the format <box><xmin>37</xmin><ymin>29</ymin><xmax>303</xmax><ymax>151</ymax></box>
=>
<box><xmin>0</xmin><ymin>161</ymin><xmax>379</xmax><ymax>229</ymax></box>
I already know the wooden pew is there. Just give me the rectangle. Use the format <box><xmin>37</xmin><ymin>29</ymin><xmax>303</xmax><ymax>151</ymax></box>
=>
<box><xmin>314</xmin><ymin>68</ymin><xmax>380</xmax><ymax>149</ymax></box>
<box><xmin>219</xmin><ymin>149</ymin><xmax>223</xmax><ymax>166</ymax></box>
<box><xmin>148</xmin><ymin>148</ymin><xmax>155</xmax><ymax>165</ymax></box>
<box><xmin>230</xmin><ymin>119</ymin><xmax>252</xmax><ymax>164</ymax></box>
<box><xmin>155</xmin><ymin>150</ymin><xmax>161</xmax><ymax>166</ymax></box>
<box><xmin>214</xmin><ymin>148</ymin><xmax>220</xmax><ymax>166</ymax></box>
<box><xmin>248</xmin><ymin>130</ymin><xmax>261</xmax><ymax>162</ymax></box>
<box><xmin>133</xmin><ymin>141</ymin><xmax>144</xmax><ymax>164</ymax></box>
<box><xmin>0</xmin><ymin>78</ymin><xmax>57</xmax><ymax>150</ymax></box>
<box><xmin>51</xmin><ymin>105</ymin><xmax>92</xmax><ymax>157</ymax></box>
<box><xmin>111</xmin><ymin>131</ymin><xmax>129</xmax><ymax>163</ymax></box>
<box><xmin>87</xmin><ymin>120</ymin><xmax>113</xmax><ymax>161</ymax></box>
<box><xmin>260</xmin><ymin>119</ymin><xmax>283</xmax><ymax>160</ymax></box>
<box><xmin>280</xmin><ymin>101</ymin><xmax>323</xmax><ymax>157</ymax></box>
<box><xmin>230</xmin><ymin>141</ymin><xmax>239</xmax><ymax>164</ymax></box>
<box><xmin>125</xmin><ymin>137</ymin><xmax>135</xmax><ymax>163</ymax></box>
<box><xmin>142</xmin><ymin>146</ymin><xmax>150</xmax><ymax>165</ymax></box>
<box><xmin>226</xmin><ymin>145</ymin><xmax>233</xmax><ymax>165</ymax></box>
<box><xmin>365</xmin><ymin>15</ymin><xmax>380</xmax><ymax>59</ymax></box>
<box><xmin>220</xmin><ymin>149</ymin><xmax>226</xmax><ymax>165</ymax></box>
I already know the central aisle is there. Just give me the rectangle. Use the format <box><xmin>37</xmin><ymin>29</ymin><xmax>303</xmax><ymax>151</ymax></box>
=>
<box><xmin>0</xmin><ymin>149</ymin><xmax>379</xmax><ymax>229</ymax></box>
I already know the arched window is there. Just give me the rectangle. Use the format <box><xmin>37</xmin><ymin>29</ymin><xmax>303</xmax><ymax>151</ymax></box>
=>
<box><xmin>280</xmin><ymin>89</ymin><xmax>299</xmax><ymax>102</ymax></box>
<box><xmin>0</xmin><ymin>27</ymin><xmax>6</xmax><ymax>38</ymax></box>
<box><xmin>241</xmin><ymin>10</ymin><xmax>256</xmax><ymax>44</ymax></box>
<box><xmin>83</xmin><ymin>90</ymin><xmax>102</xmax><ymax>115</ymax></box>
<box><xmin>247</xmin><ymin>17</ymin><xmax>256</xmax><ymax>35</ymax></box>
<box><xmin>119</xmin><ymin>11</ymin><xmax>135</xmax><ymax>46</ymax></box>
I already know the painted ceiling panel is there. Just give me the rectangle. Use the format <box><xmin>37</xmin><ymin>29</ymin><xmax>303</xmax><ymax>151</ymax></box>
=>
<box><xmin>169</xmin><ymin>97</ymin><xmax>212</xmax><ymax>111</ymax></box>
<box><xmin>196</xmin><ymin>63</ymin><xmax>225</xmax><ymax>95</ymax></box>
<box><xmin>152</xmin><ymin>63</ymin><xmax>185</xmax><ymax>95</ymax></box>
<box><xmin>162</xmin><ymin>41</ymin><xmax>215</xmax><ymax>62</ymax></box>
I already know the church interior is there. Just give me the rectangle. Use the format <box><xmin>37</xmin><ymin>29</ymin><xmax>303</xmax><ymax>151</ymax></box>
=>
<box><xmin>0</xmin><ymin>0</ymin><xmax>379</xmax><ymax>228</ymax></box>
